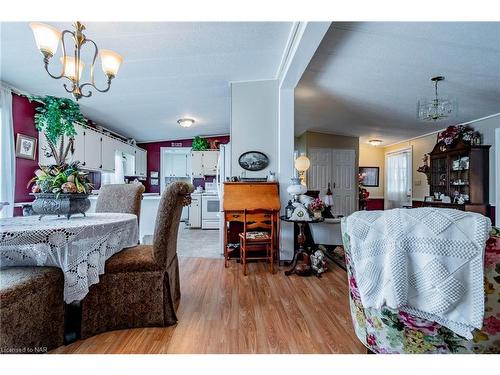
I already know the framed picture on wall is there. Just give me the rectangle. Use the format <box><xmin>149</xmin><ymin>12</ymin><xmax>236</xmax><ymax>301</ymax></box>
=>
<box><xmin>15</xmin><ymin>134</ymin><xmax>37</xmax><ymax>160</ymax></box>
<box><xmin>359</xmin><ymin>167</ymin><xmax>379</xmax><ymax>187</ymax></box>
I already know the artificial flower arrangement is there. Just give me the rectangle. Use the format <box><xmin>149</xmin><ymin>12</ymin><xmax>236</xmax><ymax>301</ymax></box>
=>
<box><xmin>437</xmin><ymin>125</ymin><xmax>477</xmax><ymax>148</ymax></box>
<box><xmin>358</xmin><ymin>173</ymin><xmax>370</xmax><ymax>210</ymax></box>
<box><xmin>28</xmin><ymin>162</ymin><xmax>93</xmax><ymax>197</ymax></box>
<box><xmin>309</xmin><ymin>197</ymin><xmax>326</xmax><ymax>218</ymax></box>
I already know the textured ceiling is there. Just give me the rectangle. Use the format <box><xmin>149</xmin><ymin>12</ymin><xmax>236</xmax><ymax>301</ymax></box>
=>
<box><xmin>295</xmin><ymin>22</ymin><xmax>500</xmax><ymax>145</ymax></box>
<box><xmin>0</xmin><ymin>22</ymin><xmax>293</xmax><ymax>142</ymax></box>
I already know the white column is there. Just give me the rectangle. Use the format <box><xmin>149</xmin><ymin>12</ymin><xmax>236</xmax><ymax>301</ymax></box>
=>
<box><xmin>278</xmin><ymin>88</ymin><xmax>295</xmax><ymax>260</ymax></box>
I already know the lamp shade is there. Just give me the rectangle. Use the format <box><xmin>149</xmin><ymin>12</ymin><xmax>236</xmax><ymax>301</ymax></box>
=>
<box><xmin>99</xmin><ymin>49</ymin><xmax>123</xmax><ymax>77</ymax></box>
<box><xmin>60</xmin><ymin>56</ymin><xmax>84</xmax><ymax>81</ymax></box>
<box><xmin>30</xmin><ymin>22</ymin><xmax>61</xmax><ymax>57</ymax></box>
<box><xmin>294</xmin><ymin>155</ymin><xmax>310</xmax><ymax>172</ymax></box>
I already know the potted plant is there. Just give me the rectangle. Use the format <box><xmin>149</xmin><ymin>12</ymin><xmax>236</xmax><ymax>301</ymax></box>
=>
<box><xmin>192</xmin><ymin>136</ymin><xmax>209</xmax><ymax>151</ymax></box>
<box><xmin>308</xmin><ymin>197</ymin><xmax>325</xmax><ymax>219</ymax></box>
<box><xmin>27</xmin><ymin>96</ymin><xmax>92</xmax><ymax>219</ymax></box>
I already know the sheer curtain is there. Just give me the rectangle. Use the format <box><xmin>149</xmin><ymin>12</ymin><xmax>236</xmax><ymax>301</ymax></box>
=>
<box><xmin>385</xmin><ymin>149</ymin><xmax>412</xmax><ymax>209</ymax></box>
<box><xmin>0</xmin><ymin>85</ymin><xmax>15</xmax><ymax>218</ymax></box>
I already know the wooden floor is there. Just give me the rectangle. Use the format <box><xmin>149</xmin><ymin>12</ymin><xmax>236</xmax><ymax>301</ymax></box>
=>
<box><xmin>52</xmin><ymin>257</ymin><xmax>365</xmax><ymax>354</ymax></box>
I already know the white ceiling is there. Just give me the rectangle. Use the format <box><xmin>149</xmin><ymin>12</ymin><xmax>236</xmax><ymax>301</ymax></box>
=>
<box><xmin>295</xmin><ymin>22</ymin><xmax>500</xmax><ymax>145</ymax></box>
<box><xmin>0</xmin><ymin>22</ymin><xmax>293</xmax><ymax>142</ymax></box>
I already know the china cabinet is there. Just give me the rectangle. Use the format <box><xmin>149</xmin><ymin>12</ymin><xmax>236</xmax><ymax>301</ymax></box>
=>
<box><xmin>424</xmin><ymin>140</ymin><xmax>490</xmax><ymax>215</ymax></box>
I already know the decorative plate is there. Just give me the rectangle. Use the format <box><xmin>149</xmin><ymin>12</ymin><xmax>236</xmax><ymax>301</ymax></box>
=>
<box><xmin>238</xmin><ymin>151</ymin><xmax>269</xmax><ymax>171</ymax></box>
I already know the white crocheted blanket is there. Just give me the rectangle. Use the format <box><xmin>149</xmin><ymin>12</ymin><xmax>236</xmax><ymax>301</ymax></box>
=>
<box><xmin>343</xmin><ymin>208</ymin><xmax>491</xmax><ymax>339</ymax></box>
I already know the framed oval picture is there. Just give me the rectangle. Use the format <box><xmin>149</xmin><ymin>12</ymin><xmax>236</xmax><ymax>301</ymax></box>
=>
<box><xmin>238</xmin><ymin>151</ymin><xmax>269</xmax><ymax>171</ymax></box>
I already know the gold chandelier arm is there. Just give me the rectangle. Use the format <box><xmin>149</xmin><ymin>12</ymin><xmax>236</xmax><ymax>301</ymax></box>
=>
<box><xmin>43</xmin><ymin>29</ymin><xmax>71</xmax><ymax>80</ymax></box>
<box><xmin>78</xmin><ymin>38</ymin><xmax>112</xmax><ymax>97</ymax></box>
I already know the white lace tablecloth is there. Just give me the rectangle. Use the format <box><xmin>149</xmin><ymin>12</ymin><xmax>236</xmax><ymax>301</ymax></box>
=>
<box><xmin>0</xmin><ymin>213</ymin><xmax>138</xmax><ymax>303</ymax></box>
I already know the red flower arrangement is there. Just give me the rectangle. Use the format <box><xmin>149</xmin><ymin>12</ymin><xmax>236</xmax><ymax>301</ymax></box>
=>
<box><xmin>437</xmin><ymin>125</ymin><xmax>475</xmax><ymax>146</ymax></box>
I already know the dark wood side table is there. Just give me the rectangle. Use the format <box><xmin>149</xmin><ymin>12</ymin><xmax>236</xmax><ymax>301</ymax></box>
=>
<box><xmin>280</xmin><ymin>216</ymin><xmax>324</xmax><ymax>276</ymax></box>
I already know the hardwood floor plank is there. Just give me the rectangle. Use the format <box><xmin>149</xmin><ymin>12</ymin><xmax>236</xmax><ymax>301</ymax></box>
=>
<box><xmin>52</xmin><ymin>257</ymin><xmax>366</xmax><ymax>354</ymax></box>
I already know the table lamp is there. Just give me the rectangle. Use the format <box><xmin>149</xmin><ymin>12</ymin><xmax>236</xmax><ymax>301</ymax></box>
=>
<box><xmin>287</xmin><ymin>154</ymin><xmax>310</xmax><ymax>201</ymax></box>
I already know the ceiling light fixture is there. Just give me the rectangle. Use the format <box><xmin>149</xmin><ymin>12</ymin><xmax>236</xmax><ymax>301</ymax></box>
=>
<box><xmin>177</xmin><ymin>118</ymin><xmax>195</xmax><ymax>128</ymax></box>
<box><xmin>417</xmin><ymin>76</ymin><xmax>457</xmax><ymax>121</ymax></box>
<box><xmin>368</xmin><ymin>139</ymin><xmax>383</xmax><ymax>147</ymax></box>
<box><xmin>30</xmin><ymin>21</ymin><xmax>123</xmax><ymax>101</ymax></box>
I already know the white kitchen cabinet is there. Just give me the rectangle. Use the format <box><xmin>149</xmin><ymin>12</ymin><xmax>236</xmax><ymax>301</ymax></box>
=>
<box><xmin>83</xmin><ymin>128</ymin><xmax>102</xmax><ymax>170</ymax></box>
<box><xmin>101</xmin><ymin>136</ymin><xmax>117</xmax><ymax>172</ymax></box>
<box><xmin>188</xmin><ymin>194</ymin><xmax>202</xmax><ymax>228</ymax></box>
<box><xmin>202</xmin><ymin>151</ymin><xmax>219</xmax><ymax>176</ymax></box>
<box><xmin>134</xmin><ymin>147</ymin><xmax>147</xmax><ymax>177</ymax></box>
<box><xmin>70</xmin><ymin>123</ymin><xmax>85</xmax><ymax>165</ymax></box>
<box><xmin>191</xmin><ymin>151</ymin><xmax>219</xmax><ymax>177</ymax></box>
<box><xmin>191</xmin><ymin>151</ymin><xmax>203</xmax><ymax>177</ymax></box>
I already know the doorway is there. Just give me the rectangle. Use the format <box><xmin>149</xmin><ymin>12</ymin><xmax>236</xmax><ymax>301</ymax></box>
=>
<box><xmin>308</xmin><ymin>147</ymin><xmax>356</xmax><ymax>216</ymax></box>
<box><xmin>385</xmin><ymin>147</ymin><xmax>413</xmax><ymax>209</ymax></box>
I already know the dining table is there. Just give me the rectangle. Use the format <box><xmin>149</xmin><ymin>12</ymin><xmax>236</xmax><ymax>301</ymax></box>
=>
<box><xmin>0</xmin><ymin>213</ymin><xmax>139</xmax><ymax>304</ymax></box>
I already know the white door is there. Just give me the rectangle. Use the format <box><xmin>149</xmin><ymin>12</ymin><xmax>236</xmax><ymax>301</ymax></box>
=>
<box><xmin>83</xmin><ymin>128</ymin><xmax>101</xmax><ymax>170</ymax></box>
<box><xmin>332</xmin><ymin>149</ymin><xmax>356</xmax><ymax>216</ymax></box>
<box><xmin>308</xmin><ymin>148</ymin><xmax>356</xmax><ymax>216</ymax></box>
<box><xmin>308</xmin><ymin>148</ymin><xmax>332</xmax><ymax>195</ymax></box>
<box><xmin>385</xmin><ymin>147</ymin><xmax>412</xmax><ymax>209</ymax></box>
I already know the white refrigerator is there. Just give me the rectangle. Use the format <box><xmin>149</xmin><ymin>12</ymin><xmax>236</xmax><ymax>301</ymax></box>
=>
<box><xmin>216</xmin><ymin>143</ymin><xmax>231</xmax><ymax>253</ymax></box>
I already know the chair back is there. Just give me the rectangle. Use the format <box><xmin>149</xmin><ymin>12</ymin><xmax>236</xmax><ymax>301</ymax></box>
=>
<box><xmin>342</xmin><ymin>222</ymin><xmax>500</xmax><ymax>354</ymax></box>
<box><xmin>96</xmin><ymin>184</ymin><xmax>145</xmax><ymax>224</ymax></box>
<box><xmin>241</xmin><ymin>209</ymin><xmax>276</xmax><ymax>246</ymax></box>
<box><xmin>152</xmin><ymin>182</ymin><xmax>194</xmax><ymax>268</ymax></box>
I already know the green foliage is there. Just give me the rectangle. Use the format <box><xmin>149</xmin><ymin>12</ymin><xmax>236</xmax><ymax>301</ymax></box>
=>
<box><xmin>29</xmin><ymin>95</ymin><xmax>85</xmax><ymax>145</ymax></box>
<box><xmin>192</xmin><ymin>136</ymin><xmax>209</xmax><ymax>151</ymax></box>
<box><xmin>28</xmin><ymin>162</ymin><xmax>93</xmax><ymax>196</ymax></box>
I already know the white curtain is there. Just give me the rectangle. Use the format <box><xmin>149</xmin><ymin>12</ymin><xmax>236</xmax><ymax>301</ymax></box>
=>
<box><xmin>385</xmin><ymin>149</ymin><xmax>412</xmax><ymax>209</ymax></box>
<box><xmin>0</xmin><ymin>85</ymin><xmax>15</xmax><ymax>218</ymax></box>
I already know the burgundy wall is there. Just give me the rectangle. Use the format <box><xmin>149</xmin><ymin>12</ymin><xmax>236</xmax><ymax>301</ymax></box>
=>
<box><xmin>137</xmin><ymin>135</ymin><xmax>229</xmax><ymax>193</ymax></box>
<box><xmin>13</xmin><ymin>94</ymin><xmax>40</xmax><ymax>214</ymax></box>
<box><xmin>366</xmin><ymin>198</ymin><xmax>384</xmax><ymax>211</ymax></box>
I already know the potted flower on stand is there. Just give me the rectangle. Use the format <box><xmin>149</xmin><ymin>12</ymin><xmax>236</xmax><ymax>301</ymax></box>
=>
<box><xmin>27</xmin><ymin>96</ymin><xmax>93</xmax><ymax>219</ymax></box>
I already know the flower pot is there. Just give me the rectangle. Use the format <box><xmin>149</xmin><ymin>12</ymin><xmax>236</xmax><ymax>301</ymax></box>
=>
<box><xmin>32</xmin><ymin>193</ymin><xmax>91</xmax><ymax>220</ymax></box>
<box><xmin>313</xmin><ymin>210</ymin><xmax>323</xmax><ymax>219</ymax></box>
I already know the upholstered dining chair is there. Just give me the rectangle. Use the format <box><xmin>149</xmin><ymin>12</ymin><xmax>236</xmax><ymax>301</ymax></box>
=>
<box><xmin>96</xmin><ymin>183</ymin><xmax>145</xmax><ymax>224</ymax></box>
<box><xmin>239</xmin><ymin>209</ymin><xmax>277</xmax><ymax>276</ymax></box>
<box><xmin>0</xmin><ymin>267</ymin><xmax>65</xmax><ymax>352</ymax></box>
<box><xmin>80</xmin><ymin>181</ymin><xmax>194</xmax><ymax>339</ymax></box>
<box><xmin>343</xmin><ymin>225</ymin><xmax>500</xmax><ymax>354</ymax></box>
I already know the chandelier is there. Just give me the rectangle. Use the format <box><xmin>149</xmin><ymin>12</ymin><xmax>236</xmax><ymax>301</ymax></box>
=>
<box><xmin>30</xmin><ymin>22</ymin><xmax>123</xmax><ymax>101</ymax></box>
<box><xmin>417</xmin><ymin>76</ymin><xmax>457</xmax><ymax>121</ymax></box>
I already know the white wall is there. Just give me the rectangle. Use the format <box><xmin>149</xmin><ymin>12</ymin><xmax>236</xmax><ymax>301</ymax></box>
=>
<box><xmin>473</xmin><ymin>114</ymin><xmax>499</xmax><ymax>205</ymax></box>
<box><xmin>230</xmin><ymin>80</ymin><xmax>279</xmax><ymax>178</ymax></box>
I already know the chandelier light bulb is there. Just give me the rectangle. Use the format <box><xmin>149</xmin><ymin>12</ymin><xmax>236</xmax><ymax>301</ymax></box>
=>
<box><xmin>30</xmin><ymin>22</ymin><xmax>61</xmax><ymax>58</ymax></box>
<box><xmin>60</xmin><ymin>56</ymin><xmax>85</xmax><ymax>81</ymax></box>
<box><xmin>99</xmin><ymin>49</ymin><xmax>123</xmax><ymax>78</ymax></box>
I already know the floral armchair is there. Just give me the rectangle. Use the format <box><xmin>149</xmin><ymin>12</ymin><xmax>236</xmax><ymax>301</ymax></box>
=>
<box><xmin>343</xmin><ymin>226</ymin><xmax>500</xmax><ymax>354</ymax></box>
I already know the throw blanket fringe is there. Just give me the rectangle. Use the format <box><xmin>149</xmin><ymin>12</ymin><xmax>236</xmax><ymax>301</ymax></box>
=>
<box><xmin>343</xmin><ymin>208</ymin><xmax>491</xmax><ymax>339</ymax></box>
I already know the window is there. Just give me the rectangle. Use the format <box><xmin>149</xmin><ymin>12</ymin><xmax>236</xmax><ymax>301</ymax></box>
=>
<box><xmin>385</xmin><ymin>147</ymin><xmax>412</xmax><ymax>209</ymax></box>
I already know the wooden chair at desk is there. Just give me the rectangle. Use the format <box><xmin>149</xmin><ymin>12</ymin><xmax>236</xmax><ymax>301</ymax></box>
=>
<box><xmin>238</xmin><ymin>209</ymin><xmax>277</xmax><ymax>275</ymax></box>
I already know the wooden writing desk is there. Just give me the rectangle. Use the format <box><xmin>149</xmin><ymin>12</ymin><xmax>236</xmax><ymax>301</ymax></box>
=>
<box><xmin>222</xmin><ymin>182</ymin><xmax>281</xmax><ymax>265</ymax></box>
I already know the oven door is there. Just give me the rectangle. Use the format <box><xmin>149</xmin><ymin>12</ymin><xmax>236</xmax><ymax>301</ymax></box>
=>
<box><xmin>202</xmin><ymin>195</ymin><xmax>220</xmax><ymax>221</ymax></box>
